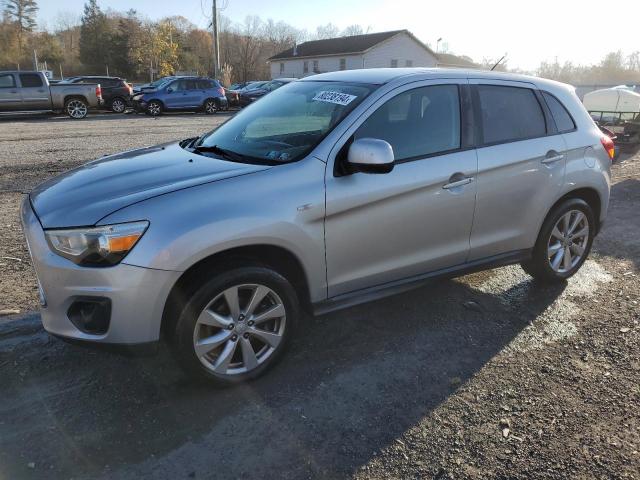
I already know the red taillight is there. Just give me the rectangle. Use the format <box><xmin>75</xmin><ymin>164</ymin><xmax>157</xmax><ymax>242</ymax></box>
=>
<box><xmin>95</xmin><ymin>85</ymin><xmax>102</xmax><ymax>99</ymax></box>
<box><xmin>600</xmin><ymin>136</ymin><xmax>615</xmax><ymax>161</ymax></box>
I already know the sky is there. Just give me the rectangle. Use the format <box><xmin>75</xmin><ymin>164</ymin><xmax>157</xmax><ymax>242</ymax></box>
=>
<box><xmin>37</xmin><ymin>0</ymin><xmax>640</xmax><ymax>71</ymax></box>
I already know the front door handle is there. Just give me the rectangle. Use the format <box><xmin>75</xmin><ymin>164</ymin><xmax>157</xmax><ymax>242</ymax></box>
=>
<box><xmin>443</xmin><ymin>175</ymin><xmax>474</xmax><ymax>190</ymax></box>
<box><xmin>542</xmin><ymin>151</ymin><xmax>565</xmax><ymax>165</ymax></box>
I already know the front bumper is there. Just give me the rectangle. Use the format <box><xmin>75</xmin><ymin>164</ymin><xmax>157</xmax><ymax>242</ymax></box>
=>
<box><xmin>21</xmin><ymin>197</ymin><xmax>181</xmax><ymax>345</ymax></box>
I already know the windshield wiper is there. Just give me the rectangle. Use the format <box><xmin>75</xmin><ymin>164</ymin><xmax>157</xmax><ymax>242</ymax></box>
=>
<box><xmin>191</xmin><ymin>144</ymin><xmax>246</xmax><ymax>162</ymax></box>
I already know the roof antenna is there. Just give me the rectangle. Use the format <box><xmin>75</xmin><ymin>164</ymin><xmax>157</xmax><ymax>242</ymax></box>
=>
<box><xmin>490</xmin><ymin>54</ymin><xmax>507</xmax><ymax>71</ymax></box>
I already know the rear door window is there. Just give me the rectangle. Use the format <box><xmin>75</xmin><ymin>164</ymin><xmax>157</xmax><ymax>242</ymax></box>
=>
<box><xmin>19</xmin><ymin>73</ymin><xmax>43</xmax><ymax>88</ymax></box>
<box><xmin>0</xmin><ymin>74</ymin><xmax>15</xmax><ymax>88</ymax></box>
<box><xmin>542</xmin><ymin>92</ymin><xmax>576</xmax><ymax>133</ymax></box>
<box><xmin>197</xmin><ymin>80</ymin><xmax>214</xmax><ymax>89</ymax></box>
<box><xmin>477</xmin><ymin>85</ymin><xmax>546</xmax><ymax>145</ymax></box>
<box><xmin>355</xmin><ymin>84</ymin><xmax>461</xmax><ymax>161</ymax></box>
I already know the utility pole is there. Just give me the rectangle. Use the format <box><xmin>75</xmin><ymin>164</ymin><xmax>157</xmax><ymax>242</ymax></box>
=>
<box><xmin>212</xmin><ymin>0</ymin><xmax>220</xmax><ymax>78</ymax></box>
<box><xmin>32</xmin><ymin>50</ymin><xmax>38</xmax><ymax>70</ymax></box>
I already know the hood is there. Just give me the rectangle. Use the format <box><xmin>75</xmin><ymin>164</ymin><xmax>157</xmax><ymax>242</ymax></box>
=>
<box><xmin>30</xmin><ymin>142</ymin><xmax>270</xmax><ymax>228</ymax></box>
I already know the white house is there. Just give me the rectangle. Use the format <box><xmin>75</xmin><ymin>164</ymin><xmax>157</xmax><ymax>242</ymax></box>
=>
<box><xmin>267</xmin><ymin>30</ymin><xmax>478</xmax><ymax>79</ymax></box>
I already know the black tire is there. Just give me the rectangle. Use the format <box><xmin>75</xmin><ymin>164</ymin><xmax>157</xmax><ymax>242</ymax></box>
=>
<box><xmin>521</xmin><ymin>198</ymin><xmax>595</xmax><ymax>283</ymax></box>
<box><xmin>110</xmin><ymin>97</ymin><xmax>126</xmax><ymax>113</ymax></box>
<box><xmin>146</xmin><ymin>100</ymin><xmax>163</xmax><ymax>116</ymax></box>
<box><xmin>203</xmin><ymin>98</ymin><xmax>217</xmax><ymax>114</ymax></box>
<box><xmin>64</xmin><ymin>97</ymin><xmax>88</xmax><ymax>119</ymax></box>
<box><xmin>172</xmin><ymin>266</ymin><xmax>300</xmax><ymax>386</ymax></box>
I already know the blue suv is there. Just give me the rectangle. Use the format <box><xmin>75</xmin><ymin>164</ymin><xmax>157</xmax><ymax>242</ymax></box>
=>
<box><xmin>132</xmin><ymin>76</ymin><xmax>227</xmax><ymax>116</ymax></box>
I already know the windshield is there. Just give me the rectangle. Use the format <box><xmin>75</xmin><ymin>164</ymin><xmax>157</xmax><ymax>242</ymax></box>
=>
<box><xmin>193</xmin><ymin>81</ymin><xmax>375</xmax><ymax>164</ymax></box>
<box><xmin>242</xmin><ymin>81</ymin><xmax>267</xmax><ymax>91</ymax></box>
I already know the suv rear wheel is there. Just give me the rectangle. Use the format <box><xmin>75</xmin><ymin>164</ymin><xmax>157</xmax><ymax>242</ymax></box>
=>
<box><xmin>110</xmin><ymin>97</ymin><xmax>126</xmax><ymax>113</ymax></box>
<box><xmin>521</xmin><ymin>198</ymin><xmax>595</xmax><ymax>282</ymax></box>
<box><xmin>203</xmin><ymin>98</ymin><xmax>217</xmax><ymax>114</ymax></box>
<box><xmin>172</xmin><ymin>266</ymin><xmax>299</xmax><ymax>385</ymax></box>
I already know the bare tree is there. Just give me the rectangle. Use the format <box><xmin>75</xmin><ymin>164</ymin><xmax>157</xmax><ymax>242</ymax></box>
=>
<box><xmin>341</xmin><ymin>24</ymin><xmax>364</xmax><ymax>37</ymax></box>
<box><xmin>314</xmin><ymin>23</ymin><xmax>339</xmax><ymax>40</ymax></box>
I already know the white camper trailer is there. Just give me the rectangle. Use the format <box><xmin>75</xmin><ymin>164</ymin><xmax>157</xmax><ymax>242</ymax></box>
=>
<box><xmin>583</xmin><ymin>87</ymin><xmax>640</xmax><ymax>130</ymax></box>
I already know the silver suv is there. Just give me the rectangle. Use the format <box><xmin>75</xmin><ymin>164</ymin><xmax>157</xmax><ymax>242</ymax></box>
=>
<box><xmin>22</xmin><ymin>68</ymin><xmax>612</xmax><ymax>385</ymax></box>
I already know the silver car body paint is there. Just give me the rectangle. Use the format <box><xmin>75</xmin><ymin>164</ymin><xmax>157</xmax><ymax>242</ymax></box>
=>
<box><xmin>21</xmin><ymin>68</ymin><xmax>611</xmax><ymax>344</ymax></box>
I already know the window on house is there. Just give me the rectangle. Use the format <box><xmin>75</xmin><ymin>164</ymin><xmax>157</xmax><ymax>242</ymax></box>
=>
<box><xmin>390</xmin><ymin>59</ymin><xmax>398</xmax><ymax>68</ymax></box>
<box><xmin>313</xmin><ymin>60</ymin><xmax>319</xmax><ymax>72</ymax></box>
<box><xmin>405</xmin><ymin>60</ymin><xmax>413</xmax><ymax>67</ymax></box>
<box><xmin>279</xmin><ymin>63</ymin><xmax>284</xmax><ymax>74</ymax></box>
<box><xmin>339</xmin><ymin>58</ymin><xmax>346</xmax><ymax>70</ymax></box>
<box><xmin>303</xmin><ymin>61</ymin><xmax>308</xmax><ymax>74</ymax></box>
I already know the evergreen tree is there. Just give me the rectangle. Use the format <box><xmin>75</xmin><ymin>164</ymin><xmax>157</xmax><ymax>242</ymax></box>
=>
<box><xmin>3</xmin><ymin>0</ymin><xmax>38</xmax><ymax>55</ymax></box>
<box><xmin>79</xmin><ymin>0</ymin><xmax>111</xmax><ymax>73</ymax></box>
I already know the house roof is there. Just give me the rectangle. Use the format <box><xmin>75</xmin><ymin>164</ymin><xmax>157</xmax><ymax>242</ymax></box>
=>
<box><xmin>435</xmin><ymin>53</ymin><xmax>479</xmax><ymax>68</ymax></box>
<box><xmin>268</xmin><ymin>29</ymin><xmax>435</xmax><ymax>61</ymax></box>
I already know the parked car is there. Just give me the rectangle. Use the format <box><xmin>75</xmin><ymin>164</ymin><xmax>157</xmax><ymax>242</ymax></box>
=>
<box><xmin>132</xmin><ymin>76</ymin><xmax>179</xmax><ymax>95</ymax></box>
<box><xmin>22</xmin><ymin>68</ymin><xmax>611</xmax><ymax>385</ymax></box>
<box><xmin>131</xmin><ymin>76</ymin><xmax>227</xmax><ymax>116</ymax></box>
<box><xmin>0</xmin><ymin>70</ymin><xmax>103</xmax><ymax>118</ymax></box>
<box><xmin>61</xmin><ymin>76</ymin><xmax>132</xmax><ymax>113</ymax></box>
<box><xmin>226</xmin><ymin>81</ymin><xmax>264</xmax><ymax>107</ymax></box>
<box><xmin>238</xmin><ymin>78</ymin><xmax>296</xmax><ymax>106</ymax></box>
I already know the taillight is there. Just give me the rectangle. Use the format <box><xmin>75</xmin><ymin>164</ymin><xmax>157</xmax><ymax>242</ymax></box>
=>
<box><xmin>95</xmin><ymin>85</ymin><xmax>102</xmax><ymax>99</ymax></box>
<box><xmin>600</xmin><ymin>136</ymin><xmax>615</xmax><ymax>161</ymax></box>
<box><xmin>126</xmin><ymin>83</ymin><xmax>132</xmax><ymax>95</ymax></box>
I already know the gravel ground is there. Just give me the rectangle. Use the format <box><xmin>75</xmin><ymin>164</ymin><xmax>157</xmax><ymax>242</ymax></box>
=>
<box><xmin>0</xmin><ymin>113</ymin><xmax>638</xmax><ymax>480</ymax></box>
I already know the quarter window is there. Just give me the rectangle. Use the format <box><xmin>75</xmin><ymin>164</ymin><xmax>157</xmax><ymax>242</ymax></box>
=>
<box><xmin>542</xmin><ymin>92</ymin><xmax>576</xmax><ymax>133</ymax></box>
<box><xmin>477</xmin><ymin>85</ymin><xmax>546</xmax><ymax>144</ymax></box>
<box><xmin>19</xmin><ymin>73</ymin><xmax>43</xmax><ymax>88</ymax></box>
<box><xmin>355</xmin><ymin>84</ymin><xmax>461</xmax><ymax>161</ymax></box>
<box><xmin>0</xmin><ymin>74</ymin><xmax>15</xmax><ymax>88</ymax></box>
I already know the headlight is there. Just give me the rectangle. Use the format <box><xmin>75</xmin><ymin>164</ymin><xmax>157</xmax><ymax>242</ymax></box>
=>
<box><xmin>45</xmin><ymin>221</ymin><xmax>149</xmax><ymax>267</ymax></box>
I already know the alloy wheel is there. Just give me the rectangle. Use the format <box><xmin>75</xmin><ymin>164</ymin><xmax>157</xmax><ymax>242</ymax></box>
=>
<box><xmin>193</xmin><ymin>284</ymin><xmax>286</xmax><ymax>376</ymax></box>
<box><xmin>67</xmin><ymin>100</ymin><xmax>87</xmax><ymax>118</ymax></box>
<box><xmin>547</xmin><ymin>209</ymin><xmax>590</xmax><ymax>273</ymax></box>
<box><xmin>147</xmin><ymin>102</ymin><xmax>161</xmax><ymax>116</ymax></box>
<box><xmin>111</xmin><ymin>99</ymin><xmax>125</xmax><ymax>113</ymax></box>
<box><xmin>205</xmin><ymin>100</ymin><xmax>217</xmax><ymax>114</ymax></box>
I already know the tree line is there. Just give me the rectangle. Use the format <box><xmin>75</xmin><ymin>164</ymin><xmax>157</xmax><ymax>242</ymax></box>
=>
<box><xmin>1</xmin><ymin>0</ymin><xmax>639</xmax><ymax>86</ymax></box>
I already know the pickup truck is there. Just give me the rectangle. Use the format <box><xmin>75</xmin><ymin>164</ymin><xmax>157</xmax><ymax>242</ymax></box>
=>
<box><xmin>0</xmin><ymin>71</ymin><xmax>103</xmax><ymax>119</ymax></box>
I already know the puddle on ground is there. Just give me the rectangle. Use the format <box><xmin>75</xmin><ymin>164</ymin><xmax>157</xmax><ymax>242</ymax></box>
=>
<box><xmin>476</xmin><ymin>260</ymin><xmax>613</xmax><ymax>353</ymax></box>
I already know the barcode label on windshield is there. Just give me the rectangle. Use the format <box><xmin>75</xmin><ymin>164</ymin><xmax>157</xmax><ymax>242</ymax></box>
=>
<box><xmin>312</xmin><ymin>91</ymin><xmax>357</xmax><ymax>106</ymax></box>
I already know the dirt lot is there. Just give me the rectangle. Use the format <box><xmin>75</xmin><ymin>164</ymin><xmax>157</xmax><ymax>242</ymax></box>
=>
<box><xmin>0</xmin><ymin>112</ymin><xmax>639</xmax><ymax>480</ymax></box>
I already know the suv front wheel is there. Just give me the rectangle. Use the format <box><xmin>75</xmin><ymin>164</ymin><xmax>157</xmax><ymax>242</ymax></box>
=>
<box><xmin>173</xmin><ymin>266</ymin><xmax>299</xmax><ymax>385</ymax></box>
<box><xmin>521</xmin><ymin>198</ymin><xmax>595</xmax><ymax>282</ymax></box>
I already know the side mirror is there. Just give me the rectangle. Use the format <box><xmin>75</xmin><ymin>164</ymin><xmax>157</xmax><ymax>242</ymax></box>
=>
<box><xmin>347</xmin><ymin>138</ymin><xmax>395</xmax><ymax>174</ymax></box>
<box><xmin>166</xmin><ymin>87</ymin><xmax>174</xmax><ymax>93</ymax></box>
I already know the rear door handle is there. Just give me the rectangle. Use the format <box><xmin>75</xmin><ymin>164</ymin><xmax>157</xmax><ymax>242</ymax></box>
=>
<box><xmin>541</xmin><ymin>152</ymin><xmax>565</xmax><ymax>164</ymax></box>
<box><xmin>443</xmin><ymin>176</ymin><xmax>474</xmax><ymax>189</ymax></box>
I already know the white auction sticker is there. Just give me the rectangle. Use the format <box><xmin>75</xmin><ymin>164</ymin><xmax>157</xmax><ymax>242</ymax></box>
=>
<box><xmin>312</xmin><ymin>91</ymin><xmax>357</xmax><ymax>106</ymax></box>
